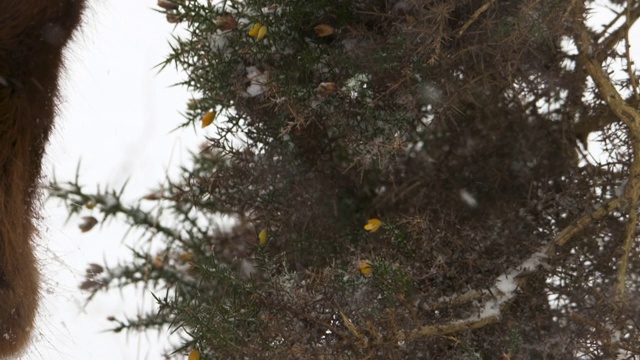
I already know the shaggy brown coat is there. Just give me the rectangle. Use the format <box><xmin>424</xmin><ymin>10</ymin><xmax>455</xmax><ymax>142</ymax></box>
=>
<box><xmin>0</xmin><ymin>0</ymin><xmax>85</xmax><ymax>356</ymax></box>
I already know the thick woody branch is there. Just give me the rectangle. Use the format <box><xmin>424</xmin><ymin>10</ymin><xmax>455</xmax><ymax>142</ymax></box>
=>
<box><xmin>552</xmin><ymin>197</ymin><xmax>621</xmax><ymax>249</ymax></box>
<box><xmin>576</xmin><ymin>27</ymin><xmax>640</xmax><ymax>135</ymax></box>
<box><xmin>617</xmin><ymin>140</ymin><xmax>640</xmax><ymax>301</ymax></box>
<box><xmin>399</xmin><ymin>313</ymin><xmax>499</xmax><ymax>342</ymax></box>
<box><xmin>576</xmin><ymin>21</ymin><xmax>640</xmax><ymax>302</ymax></box>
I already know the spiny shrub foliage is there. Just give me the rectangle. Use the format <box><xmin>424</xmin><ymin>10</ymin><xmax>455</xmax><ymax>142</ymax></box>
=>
<box><xmin>49</xmin><ymin>0</ymin><xmax>640</xmax><ymax>358</ymax></box>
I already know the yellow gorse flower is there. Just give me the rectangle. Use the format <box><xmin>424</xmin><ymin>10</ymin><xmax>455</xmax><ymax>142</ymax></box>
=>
<box><xmin>256</xmin><ymin>25</ymin><xmax>267</xmax><ymax>41</ymax></box>
<box><xmin>314</xmin><ymin>24</ymin><xmax>335</xmax><ymax>38</ymax></box>
<box><xmin>258</xmin><ymin>229</ymin><xmax>268</xmax><ymax>245</ymax></box>
<box><xmin>188</xmin><ymin>349</ymin><xmax>200</xmax><ymax>360</ymax></box>
<box><xmin>248</xmin><ymin>23</ymin><xmax>261</xmax><ymax>37</ymax></box>
<box><xmin>364</xmin><ymin>218</ymin><xmax>382</xmax><ymax>233</ymax></box>
<box><xmin>248</xmin><ymin>22</ymin><xmax>267</xmax><ymax>42</ymax></box>
<box><xmin>201</xmin><ymin>110</ymin><xmax>216</xmax><ymax>128</ymax></box>
<box><xmin>357</xmin><ymin>260</ymin><xmax>373</xmax><ymax>277</ymax></box>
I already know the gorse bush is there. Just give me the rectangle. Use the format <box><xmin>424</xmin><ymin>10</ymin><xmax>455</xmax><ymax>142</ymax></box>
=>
<box><xmin>49</xmin><ymin>0</ymin><xmax>640</xmax><ymax>358</ymax></box>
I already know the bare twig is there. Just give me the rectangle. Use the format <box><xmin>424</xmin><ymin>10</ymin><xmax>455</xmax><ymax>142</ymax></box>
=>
<box><xmin>337</xmin><ymin>307</ymin><xmax>366</xmax><ymax>344</ymax></box>
<box><xmin>400</xmin><ymin>313</ymin><xmax>499</xmax><ymax>341</ymax></box>
<box><xmin>411</xmin><ymin>251</ymin><xmax>546</xmax><ymax>340</ymax></box>
<box><xmin>625</xmin><ymin>0</ymin><xmax>640</xmax><ymax>102</ymax></box>
<box><xmin>596</xmin><ymin>3</ymin><xmax>640</xmax><ymax>63</ymax></box>
<box><xmin>617</xmin><ymin>139</ymin><xmax>640</xmax><ymax>301</ymax></box>
<box><xmin>551</xmin><ymin>197</ymin><xmax>621</xmax><ymax>250</ymax></box>
<box><xmin>457</xmin><ymin>0</ymin><xmax>495</xmax><ymax>38</ymax></box>
<box><xmin>421</xmin><ymin>192</ymin><xmax>622</xmax><ymax>325</ymax></box>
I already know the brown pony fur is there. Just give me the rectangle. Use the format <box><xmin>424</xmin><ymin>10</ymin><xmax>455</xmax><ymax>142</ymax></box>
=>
<box><xmin>0</xmin><ymin>0</ymin><xmax>85</xmax><ymax>356</ymax></box>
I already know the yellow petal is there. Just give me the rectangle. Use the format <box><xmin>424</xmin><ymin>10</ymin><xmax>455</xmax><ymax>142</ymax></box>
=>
<box><xmin>188</xmin><ymin>349</ymin><xmax>200</xmax><ymax>360</ymax></box>
<box><xmin>201</xmin><ymin>111</ymin><xmax>216</xmax><ymax>128</ymax></box>
<box><xmin>357</xmin><ymin>260</ymin><xmax>373</xmax><ymax>277</ymax></box>
<box><xmin>258</xmin><ymin>229</ymin><xmax>268</xmax><ymax>245</ymax></box>
<box><xmin>314</xmin><ymin>24</ymin><xmax>335</xmax><ymax>37</ymax></box>
<box><xmin>364</xmin><ymin>218</ymin><xmax>382</xmax><ymax>233</ymax></box>
<box><xmin>256</xmin><ymin>25</ymin><xmax>267</xmax><ymax>42</ymax></box>
<box><xmin>248</xmin><ymin>22</ymin><xmax>261</xmax><ymax>37</ymax></box>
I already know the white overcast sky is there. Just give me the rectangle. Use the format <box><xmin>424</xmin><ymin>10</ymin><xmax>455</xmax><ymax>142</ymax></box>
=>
<box><xmin>30</xmin><ymin>1</ymin><xmax>201</xmax><ymax>359</ymax></box>
<box><xmin>15</xmin><ymin>1</ymin><xmax>640</xmax><ymax>359</ymax></box>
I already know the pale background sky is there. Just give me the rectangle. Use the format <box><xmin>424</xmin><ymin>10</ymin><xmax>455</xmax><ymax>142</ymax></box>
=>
<box><xmin>12</xmin><ymin>1</ymin><xmax>639</xmax><ymax>359</ymax></box>
<box><xmin>26</xmin><ymin>1</ymin><xmax>201</xmax><ymax>359</ymax></box>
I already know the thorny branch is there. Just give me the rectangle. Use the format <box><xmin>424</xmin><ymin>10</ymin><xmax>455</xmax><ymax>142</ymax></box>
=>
<box><xmin>625</xmin><ymin>0</ymin><xmax>640</xmax><ymax>102</ymax></box>
<box><xmin>596</xmin><ymin>2</ymin><xmax>640</xmax><ymax>60</ymax></box>
<box><xmin>456</xmin><ymin>0</ymin><xmax>495</xmax><ymax>38</ymax></box>
<box><xmin>575</xmin><ymin>16</ymin><xmax>640</xmax><ymax>302</ymax></box>
<box><xmin>576</xmin><ymin>33</ymin><xmax>640</xmax><ymax>131</ymax></box>
<box><xmin>383</xmin><ymin>193</ymin><xmax>623</xmax><ymax>343</ymax></box>
<box><xmin>376</xmin><ymin>13</ymin><xmax>640</xmax><ymax>342</ymax></box>
<box><xmin>551</xmin><ymin>197</ymin><xmax>621</xmax><ymax>249</ymax></box>
<box><xmin>52</xmin><ymin>0</ymin><xmax>640</xmax><ymax>356</ymax></box>
<box><xmin>617</xmin><ymin>140</ymin><xmax>640</xmax><ymax>301</ymax></box>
